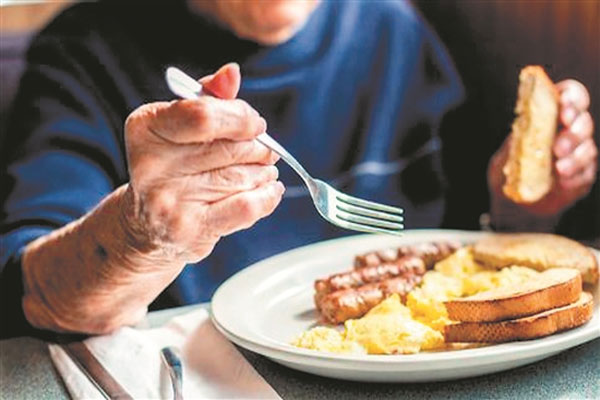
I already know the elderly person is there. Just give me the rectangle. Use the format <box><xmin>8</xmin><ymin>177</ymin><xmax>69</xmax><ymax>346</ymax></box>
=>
<box><xmin>1</xmin><ymin>0</ymin><xmax>596</xmax><ymax>338</ymax></box>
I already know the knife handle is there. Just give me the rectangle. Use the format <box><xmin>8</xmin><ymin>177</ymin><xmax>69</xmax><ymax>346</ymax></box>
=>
<box><xmin>61</xmin><ymin>341</ymin><xmax>134</xmax><ymax>400</ymax></box>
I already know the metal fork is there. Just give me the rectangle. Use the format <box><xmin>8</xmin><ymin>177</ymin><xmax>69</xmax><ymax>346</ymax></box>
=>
<box><xmin>165</xmin><ymin>67</ymin><xmax>404</xmax><ymax>235</ymax></box>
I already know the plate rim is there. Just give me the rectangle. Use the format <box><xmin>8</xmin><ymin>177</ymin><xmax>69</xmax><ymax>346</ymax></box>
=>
<box><xmin>211</xmin><ymin>229</ymin><xmax>600</xmax><ymax>370</ymax></box>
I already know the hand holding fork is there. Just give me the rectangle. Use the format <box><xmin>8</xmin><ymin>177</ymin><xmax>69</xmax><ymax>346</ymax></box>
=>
<box><xmin>166</xmin><ymin>67</ymin><xmax>404</xmax><ymax>235</ymax></box>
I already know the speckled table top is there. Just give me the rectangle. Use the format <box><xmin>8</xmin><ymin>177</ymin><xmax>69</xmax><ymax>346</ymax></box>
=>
<box><xmin>2</xmin><ymin>304</ymin><xmax>598</xmax><ymax>400</ymax></box>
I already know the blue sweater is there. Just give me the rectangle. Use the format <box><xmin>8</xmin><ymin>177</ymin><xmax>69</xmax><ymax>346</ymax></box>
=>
<box><xmin>1</xmin><ymin>0</ymin><xmax>465</xmax><ymax>337</ymax></box>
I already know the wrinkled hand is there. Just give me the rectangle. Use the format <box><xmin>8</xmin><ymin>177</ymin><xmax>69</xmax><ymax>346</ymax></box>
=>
<box><xmin>124</xmin><ymin>63</ymin><xmax>284</xmax><ymax>263</ymax></box>
<box><xmin>21</xmin><ymin>63</ymin><xmax>285</xmax><ymax>334</ymax></box>
<box><xmin>489</xmin><ymin>79</ymin><xmax>597</xmax><ymax>218</ymax></box>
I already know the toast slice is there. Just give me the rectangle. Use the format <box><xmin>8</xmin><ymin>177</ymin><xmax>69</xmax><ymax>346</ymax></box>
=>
<box><xmin>503</xmin><ymin>65</ymin><xmax>559</xmax><ymax>203</ymax></box>
<box><xmin>445</xmin><ymin>268</ymin><xmax>581</xmax><ymax>322</ymax></box>
<box><xmin>473</xmin><ymin>233</ymin><xmax>599</xmax><ymax>284</ymax></box>
<box><xmin>444</xmin><ymin>291</ymin><xmax>593</xmax><ymax>343</ymax></box>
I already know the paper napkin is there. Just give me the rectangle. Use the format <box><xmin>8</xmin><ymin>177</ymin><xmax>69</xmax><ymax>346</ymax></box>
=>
<box><xmin>49</xmin><ymin>308</ymin><xmax>280</xmax><ymax>399</ymax></box>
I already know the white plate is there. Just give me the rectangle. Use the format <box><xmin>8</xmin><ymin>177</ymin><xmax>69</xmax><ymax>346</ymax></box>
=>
<box><xmin>211</xmin><ymin>230</ymin><xmax>600</xmax><ymax>382</ymax></box>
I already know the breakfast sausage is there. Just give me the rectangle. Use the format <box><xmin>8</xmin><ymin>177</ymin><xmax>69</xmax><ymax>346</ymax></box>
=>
<box><xmin>314</xmin><ymin>256</ymin><xmax>425</xmax><ymax>308</ymax></box>
<box><xmin>319</xmin><ymin>275</ymin><xmax>423</xmax><ymax>324</ymax></box>
<box><xmin>353</xmin><ymin>241</ymin><xmax>462</xmax><ymax>269</ymax></box>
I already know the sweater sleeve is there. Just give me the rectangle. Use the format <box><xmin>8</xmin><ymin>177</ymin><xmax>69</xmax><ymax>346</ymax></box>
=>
<box><xmin>0</xmin><ymin>27</ymin><xmax>128</xmax><ymax>338</ymax></box>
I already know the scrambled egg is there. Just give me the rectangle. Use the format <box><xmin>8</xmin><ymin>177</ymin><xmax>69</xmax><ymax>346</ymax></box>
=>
<box><xmin>407</xmin><ymin>247</ymin><xmax>540</xmax><ymax>331</ymax></box>
<box><xmin>292</xmin><ymin>327</ymin><xmax>366</xmax><ymax>354</ymax></box>
<box><xmin>344</xmin><ymin>294</ymin><xmax>443</xmax><ymax>354</ymax></box>
<box><xmin>294</xmin><ymin>246</ymin><xmax>540</xmax><ymax>355</ymax></box>
<box><xmin>293</xmin><ymin>294</ymin><xmax>442</xmax><ymax>354</ymax></box>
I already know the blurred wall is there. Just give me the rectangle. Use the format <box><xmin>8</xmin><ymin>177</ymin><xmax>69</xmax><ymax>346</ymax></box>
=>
<box><xmin>0</xmin><ymin>1</ymin><xmax>72</xmax><ymax>33</ymax></box>
<box><xmin>0</xmin><ymin>1</ymin><xmax>74</xmax><ymax>131</ymax></box>
<box><xmin>416</xmin><ymin>0</ymin><xmax>599</xmax><ymax>142</ymax></box>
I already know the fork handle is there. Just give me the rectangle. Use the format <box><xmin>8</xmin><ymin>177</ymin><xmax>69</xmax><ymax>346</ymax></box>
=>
<box><xmin>256</xmin><ymin>133</ymin><xmax>313</xmax><ymax>183</ymax></box>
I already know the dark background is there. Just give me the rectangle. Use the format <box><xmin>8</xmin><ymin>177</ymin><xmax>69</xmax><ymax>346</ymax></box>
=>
<box><xmin>415</xmin><ymin>0</ymin><xmax>600</xmax><ymax>240</ymax></box>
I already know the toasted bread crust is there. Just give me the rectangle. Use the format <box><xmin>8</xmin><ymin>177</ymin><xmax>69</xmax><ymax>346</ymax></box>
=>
<box><xmin>473</xmin><ymin>233</ymin><xmax>599</xmax><ymax>284</ymax></box>
<box><xmin>444</xmin><ymin>292</ymin><xmax>593</xmax><ymax>343</ymax></box>
<box><xmin>503</xmin><ymin>66</ymin><xmax>558</xmax><ymax>203</ymax></box>
<box><xmin>445</xmin><ymin>268</ymin><xmax>581</xmax><ymax>322</ymax></box>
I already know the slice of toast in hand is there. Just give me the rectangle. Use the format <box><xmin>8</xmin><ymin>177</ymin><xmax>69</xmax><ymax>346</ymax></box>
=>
<box><xmin>473</xmin><ymin>233</ymin><xmax>599</xmax><ymax>284</ymax></box>
<box><xmin>444</xmin><ymin>291</ymin><xmax>593</xmax><ymax>343</ymax></box>
<box><xmin>503</xmin><ymin>65</ymin><xmax>558</xmax><ymax>203</ymax></box>
<box><xmin>445</xmin><ymin>268</ymin><xmax>581</xmax><ymax>322</ymax></box>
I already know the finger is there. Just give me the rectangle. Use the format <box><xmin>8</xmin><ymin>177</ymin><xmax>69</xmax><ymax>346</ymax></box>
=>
<box><xmin>164</xmin><ymin>139</ymin><xmax>279</xmax><ymax>174</ymax></box>
<box><xmin>555</xmin><ymin>138</ymin><xmax>598</xmax><ymax>178</ymax></box>
<box><xmin>177</xmin><ymin>165</ymin><xmax>279</xmax><ymax>203</ymax></box>
<box><xmin>556</xmin><ymin>79</ymin><xmax>590</xmax><ymax>113</ymax></box>
<box><xmin>199</xmin><ymin>63</ymin><xmax>241</xmax><ymax>100</ymax></box>
<box><xmin>554</xmin><ymin>111</ymin><xmax>594</xmax><ymax>158</ymax></box>
<box><xmin>559</xmin><ymin>105</ymin><xmax>578</xmax><ymax>127</ymax></box>
<box><xmin>558</xmin><ymin>162</ymin><xmax>596</xmax><ymax>191</ymax></box>
<box><xmin>149</xmin><ymin>97</ymin><xmax>266</xmax><ymax>143</ymax></box>
<box><xmin>204</xmin><ymin>181</ymin><xmax>285</xmax><ymax>236</ymax></box>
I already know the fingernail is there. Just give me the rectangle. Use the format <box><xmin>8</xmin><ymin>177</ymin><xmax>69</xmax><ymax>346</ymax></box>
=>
<box><xmin>226</xmin><ymin>62</ymin><xmax>240</xmax><ymax>72</ymax></box>
<box><xmin>273</xmin><ymin>181</ymin><xmax>285</xmax><ymax>196</ymax></box>
<box><xmin>561</xmin><ymin>88</ymin><xmax>577</xmax><ymax>105</ymax></box>
<box><xmin>570</xmin><ymin>113</ymin><xmax>585</xmax><ymax>135</ymax></box>
<box><xmin>556</xmin><ymin>158</ymin><xmax>575</xmax><ymax>175</ymax></box>
<box><xmin>268</xmin><ymin>165</ymin><xmax>279</xmax><ymax>180</ymax></box>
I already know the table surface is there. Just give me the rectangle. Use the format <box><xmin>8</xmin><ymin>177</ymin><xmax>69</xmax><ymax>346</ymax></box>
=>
<box><xmin>1</xmin><ymin>304</ymin><xmax>599</xmax><ymax>400</ymax></box>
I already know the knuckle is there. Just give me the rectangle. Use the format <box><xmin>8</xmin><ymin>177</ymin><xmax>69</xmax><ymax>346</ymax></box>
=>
<box><xmin>236</xmin><ymin>99</ymin><xmax>261</xmax><ymax>136</ymax></box>
<box><xmin>147</xmin><ymin>190</ymin><xmax>176</xmax><ymax>218</ymax></box>
<box><xmin>236</xmin><ymin>196</ymin><xmax>259</xmax><ymax>221</ymax></box>
<box><xmin>559</xmin><ymin>80</ymin><xmax>590</xmax><ymax>109</ymax></box>
<box><xmin>237</xmin><ymin>99</ymin><xmax>254</xmax><ymax>118</ymax></box>
<box><xmin>188</xmin><ymin>100</ymin><xmax>212</xmax><ymax>130</ymax></box>
<box><xmin>125</xmin><ymin>104</ymin><xmax>154</xmax><ymax>136</ymax></box>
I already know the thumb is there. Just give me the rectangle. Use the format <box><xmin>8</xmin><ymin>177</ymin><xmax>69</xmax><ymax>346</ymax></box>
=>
<box><xmin>200</xmin><ymin>63</ymin><xmax>241</xmax><ymax>100</ymax></box>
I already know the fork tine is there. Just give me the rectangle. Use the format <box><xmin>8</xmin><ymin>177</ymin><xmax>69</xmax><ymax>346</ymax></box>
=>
<box><xmin>335</xmin><ymin>218</ymin><xmax>404</xmax><ymax>236</ymax></box>
<box><xmin>336</xmin><ymin>208</ymin><xmax>405</xmax><ymax>230</ymax></box>
<box><xmin>336</xmin><ymin>203</ymin><xmax>404</xmax><ymax>223</ymax></box>
<box><xmin>336</xmin><ymin>194</ymin><xmax>404</xmax><ymax>215</ymax></box>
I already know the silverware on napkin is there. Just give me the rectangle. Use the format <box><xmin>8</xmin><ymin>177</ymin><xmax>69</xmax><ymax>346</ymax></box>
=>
<box><xmin>60</xmin><ymin>340</ymin><xmax>134</xmax><ymax>400</ymax></box>
<box><xmin>161</xmin><ymin>346</ymin><xmax>184</xmax><ymax>400</ymax></box>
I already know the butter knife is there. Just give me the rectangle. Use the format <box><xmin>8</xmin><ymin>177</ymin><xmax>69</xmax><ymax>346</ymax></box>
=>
<box><xmin>60</xmin><ymin>340</ymin><xmax>134</xmax><ymax>400</ymax></box>
<box><xmin>161</xmin><ymin>346</ymin><xmax>184</xmax><ymax>400</ymax></box>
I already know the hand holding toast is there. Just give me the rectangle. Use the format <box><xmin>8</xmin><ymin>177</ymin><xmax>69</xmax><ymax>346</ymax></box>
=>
<box><xmin>488</xmin><ymin>70</ymin><xmax>597</xmax><ymax>226</ymax></box>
